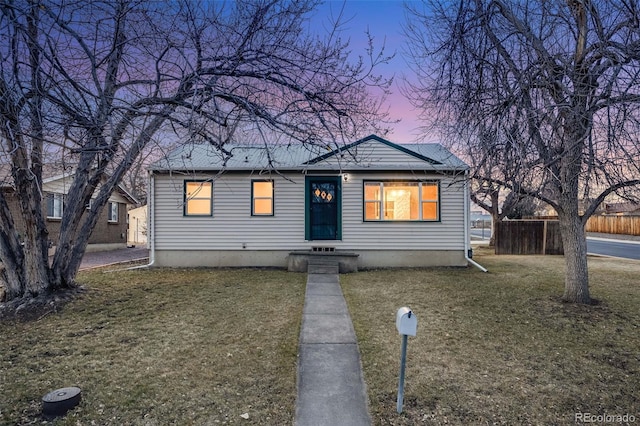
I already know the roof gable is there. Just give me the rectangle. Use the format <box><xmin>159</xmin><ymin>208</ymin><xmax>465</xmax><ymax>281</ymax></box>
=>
<box><xmin>305</xmin><ymin>134</ymin><xmax>443</xmax><ymax>165</ymax></box>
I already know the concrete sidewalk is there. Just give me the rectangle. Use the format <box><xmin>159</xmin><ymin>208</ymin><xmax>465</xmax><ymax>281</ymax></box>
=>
<box><xmin>295</xmin><ymin>259</ymin><xmax>371</xmax><ymax>426</ymax></box>
<box><xmin>79</xmin><ymin>247</ymin><xmax>149</xmax><ymax>270</ymax></box>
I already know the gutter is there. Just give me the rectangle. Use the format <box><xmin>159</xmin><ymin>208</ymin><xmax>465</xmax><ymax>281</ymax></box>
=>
<box><xmin>463</xmin><ymin>171</ymin><xmax>488</xmax><ymax>272</ymax></box>
<box><xmin>126</xmin><ymin>171</ymin><xmax>155</xmax><ymax>270</ymax></box>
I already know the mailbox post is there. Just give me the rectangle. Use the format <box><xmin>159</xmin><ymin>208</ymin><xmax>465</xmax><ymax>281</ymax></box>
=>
<box><xmin>395</xmin><ymin>307</ymin><xmax>417</xmax><ymax>414</ymax></box>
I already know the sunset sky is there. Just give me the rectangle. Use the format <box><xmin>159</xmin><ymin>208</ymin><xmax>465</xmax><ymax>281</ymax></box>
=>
<box><xmin>314</xmin><ymin>1</ymin><xmax>428</xmax><ymax>143</ymax></box>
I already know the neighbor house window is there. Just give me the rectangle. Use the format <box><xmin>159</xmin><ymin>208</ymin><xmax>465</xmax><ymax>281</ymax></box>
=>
<box><xmin>108</xmin><ymin>202</ymin><xmax>119</xmax><ymax>223</ymax></box>
<box><xmin>46</xmin><ymin>193</ymin><xmax>64</xmax><ymax>219</ymax></box>
<box><xmin>252</xmin><ymin>180</ymin><xmax>274</xmax><ymax>216</ymax></box>
<box><xmin>184</xmin><ymin>180</ymin><xmax>212</xmax><ymax>216</ymax></box>
<box><xmin>364</xmin><ymin>181</ymin><xmax>439</xmax><ymax>221</ymax></box>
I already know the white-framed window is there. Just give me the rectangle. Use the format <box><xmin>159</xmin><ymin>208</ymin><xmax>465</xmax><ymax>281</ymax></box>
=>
<box><xmin>46</xmin><ymin>193</ymin><xmax>64</xmax><ymax>219</ymax></box>
<box><xmin>184</xmin><ymin>180</ymin><xmax>213</xmax><ymax>216</ymax></box>
<box><xmin>364</xmin><ymin>181</ymin><xmax>440</xmax><ymax>221</ymax></box>
<box><xmin>108</xmin><ymin>202</ymin><xmax>119</xmax><ymax>223</ymax></box>
<box><xmin>251</xmin><ymin>180</ymin><xmax>274</xmax><ymax>216</ymax></box>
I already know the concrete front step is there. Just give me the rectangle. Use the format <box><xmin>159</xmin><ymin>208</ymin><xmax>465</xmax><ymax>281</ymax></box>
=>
<box><xmin>288</xmin><ymin>251</ymin><xmax>359</xmax><ymax>273</ymax></box>
<box><xmin>308</xmin><ymin>263</ymin><xmax>339</xmax><ymax>274</ymax></box>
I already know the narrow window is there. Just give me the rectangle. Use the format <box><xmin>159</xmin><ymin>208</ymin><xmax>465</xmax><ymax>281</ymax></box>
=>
<box><xmin>364</xmin><ymin>182</ymin><xmax>381</xmax><ymax>220</ymax></box>
<box><xmin>421</xmin><ymin>182</ymin><xmax>439</xmax><ymax>220</ymax></box>
<box><xmin>252</xmin><ymin>180</ymin><xmax>274</xmax><ymax>216</ymax></box>
<box><xmin>108</xmin><ymin>202</ymin><xmax>119</xmax><ymax>223</ymax></box>
<box><xmin>185</xmin><ymin>181</ymin><xmax>212</xmax><ymax>216</ymax></box>
<box><xmin>46</xmin><ymin>193</ymin><xmax>64</xmax><ymax>219</ymax></box>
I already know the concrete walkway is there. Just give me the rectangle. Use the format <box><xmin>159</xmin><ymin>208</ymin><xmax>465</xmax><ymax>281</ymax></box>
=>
<box><xmin>79</xmin><ymin>247</ymin><xmax>149</xmax><ymax>271</ymax></box>
<box><xmin>295</xmin><ymin>258</ymin><xmax>371</xmax><ymax>426</ymax></box>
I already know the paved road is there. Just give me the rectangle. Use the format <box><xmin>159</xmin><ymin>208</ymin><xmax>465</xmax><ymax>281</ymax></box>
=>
<box><xmin>587</xmin><ymin>238</ymin><xmax>640</xmax><ymax>260</ymax></box>
<box><xmin>470</xmin><ymin>229</ymin><xmax>640</xmax><ymax>260</ymax></box>
<box><xmin>471</xmin><ymin>228</ymin><xmax>492</xmax><ymax>240</ymax></box>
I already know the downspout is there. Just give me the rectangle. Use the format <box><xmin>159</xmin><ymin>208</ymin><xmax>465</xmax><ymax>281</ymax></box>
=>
<box><xmin>127</xmin><ymin>170</ymin><xmax>155</xmax><ymax>270</ymax></box>
<box><xmin>464</xmin><ymin>170</ymin><xmax>488</xmax><ymax>272</ymax></box>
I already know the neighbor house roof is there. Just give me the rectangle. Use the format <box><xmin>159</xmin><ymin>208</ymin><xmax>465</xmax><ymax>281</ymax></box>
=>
<box><xmin>150</xmin><ymin>134</ymin><xmax>468</xmax><ymax>172</ymax></box>
<box><xmin>604</xmin><ymin>202</ymin><xmax>640</xmax><ymax>215</ymax></box>
<box><xmin>0</xmin><ymin>163</ymin><xmax>138</xmax><ymax>205</ymax></box>
<box><xmin>0</xmin><ymin>162</ymin><xmax>75</xmax><ymax>187</ymax></box>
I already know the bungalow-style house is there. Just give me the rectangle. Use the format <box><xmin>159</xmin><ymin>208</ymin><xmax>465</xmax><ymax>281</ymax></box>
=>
<box><xmin>148</xmin><ymin>135</ymin><xmax>471</xmax><ymax>270</ymax></box>
<box><xmin>1</xmin><ymin>168</ymin><xmax>138</xmax><ymax>252</ymax></box>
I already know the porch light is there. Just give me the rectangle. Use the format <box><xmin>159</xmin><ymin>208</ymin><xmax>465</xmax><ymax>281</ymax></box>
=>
<box><xmin>342</xmin><ymin>173</ymin><xmax>350</xmax><ymax>182</ymax></box>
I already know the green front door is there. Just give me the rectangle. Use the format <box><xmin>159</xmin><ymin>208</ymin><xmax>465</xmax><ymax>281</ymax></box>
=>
<box><xmin>306</xmin><ymin>177</ymin><xmax>341</xmax><ymax>240</ymax></box>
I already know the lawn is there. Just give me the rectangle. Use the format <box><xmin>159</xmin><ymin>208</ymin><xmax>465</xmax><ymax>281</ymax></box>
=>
<box><xmin>0</xmin><ymin>268</ymin><xmax>306</xmax><ymax>425</ymax></box>
<box><xmin>1</xmin><ymin>250</ymin><xmax>639</xmax><ymax>425</ymax></box>
<box><xmin>342</xmin><ymin>247</ymin><xmax>640</xmax><ymax>425</ymax></box>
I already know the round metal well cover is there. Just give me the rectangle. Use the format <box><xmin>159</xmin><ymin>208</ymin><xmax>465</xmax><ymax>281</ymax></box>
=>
<box><xmin>42</xmin><ymin>386</ymin><xmax>82</xmax><ymax>417</ymax></box>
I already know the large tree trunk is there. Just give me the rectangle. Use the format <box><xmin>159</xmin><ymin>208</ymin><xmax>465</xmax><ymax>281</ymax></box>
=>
<box><xmin>0</xmin><ymin>195</ymin><xmax>25</xmax><ymax>300</ymax></box>
<box><xmin>558</xmin><ymin>211</ymin><xmax>590</xmax><ymax>304</ymax></box>
<box><xmin>488</xmin><ymin>190</ymin><xmax>500</xmax><ymax>247</ymax></box>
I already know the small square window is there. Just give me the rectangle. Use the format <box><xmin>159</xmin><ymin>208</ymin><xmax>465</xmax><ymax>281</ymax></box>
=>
<box><xmin>185</xmin><ymin>181</ymin><xmax>213</xmax><ymax>216</ymax></box>
<box><xmin>252</xmin><ymin>180</ymin><xmax>274</xmax><ymax>216</ymax></box>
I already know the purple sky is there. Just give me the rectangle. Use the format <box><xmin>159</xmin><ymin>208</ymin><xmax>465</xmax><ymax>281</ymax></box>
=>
<box><xmin>314</xmin><ymin>1</ymin><xmax>428</xmax><ymax>143</ymax></box>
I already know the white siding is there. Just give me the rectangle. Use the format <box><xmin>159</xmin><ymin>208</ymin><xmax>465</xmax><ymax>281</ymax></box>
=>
<box><xmin>341</xmin><ymin>173</ymin><xmax>466</xmax><ymax>250</ymax></box>
<box><xmin>153</xmin><ymin>171</ymin><xmax>466</xmax><ymax>252</ymax></box>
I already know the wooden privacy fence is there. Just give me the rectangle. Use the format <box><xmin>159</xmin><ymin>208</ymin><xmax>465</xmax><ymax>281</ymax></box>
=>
<box><xmin>495</xmin><ymin>220</ymin><xmax>564</xmax><ymax>255</ymax></box>
<box><xmin>585</xmin><ymin>215</ymin><xmax>640</xmax><ymax>236</ymax></box>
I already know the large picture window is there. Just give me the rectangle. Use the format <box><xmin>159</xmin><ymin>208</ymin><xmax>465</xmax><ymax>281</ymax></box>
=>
<box><xmin>252</xmin><ymin>180</ymin><xmax>274</xmax><ymax>216</ymax></box>
<box><xmin>184</xmin><ymin>181</ymin><xmax>212</xmax><ymax>216</ymax></box>
<box><xmin>364</xmin><ymin>181</ymin><xmax>439</xmax><ymax>221</ymax></box>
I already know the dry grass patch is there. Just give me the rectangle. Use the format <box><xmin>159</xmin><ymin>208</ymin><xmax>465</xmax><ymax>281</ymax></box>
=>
<box><xmin>1</xmin><ymin>268</ymin><xmax>306</xmax><ymax>425</ymax></box>
<box><xmin>342</xmin><ymin>247</ymin><xmax>640</xmax><ymax>425</ymax></box>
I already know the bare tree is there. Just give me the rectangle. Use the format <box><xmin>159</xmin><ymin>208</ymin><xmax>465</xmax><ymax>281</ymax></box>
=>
<box><xmin>455</xmin><ymin>126</ymin><xmax>539</xmax><ymax>245</ymax></box>
<box><xmin>0</xmin><ymin>0</ymin><xmax>391</xmax><ymax>305</ymax></box>
<box><xmin>404</xmin><ymin>0</ymin><xmax>640</xmax><ymax>304</ymax></box>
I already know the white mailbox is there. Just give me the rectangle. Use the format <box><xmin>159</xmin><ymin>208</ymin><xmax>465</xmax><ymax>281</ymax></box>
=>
<box><xmin>395</xmin><ymin>307</ymin><xmax>417</xmax><ymax>336</ymax></box>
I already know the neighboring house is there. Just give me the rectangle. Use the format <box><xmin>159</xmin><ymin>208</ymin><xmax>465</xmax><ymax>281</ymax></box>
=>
<box><xmin>602</xmin><ymin>202</ymin><xmax>640</xmax><ymax>216</ymax></box>
<box><xmin>1</xmin><ymin>169</ymin><xmax>138</xmax><ymax>252</ymax></box>
<box><xmin>148</xmin><ymin>134</ymin><xmax>471</xmax><ymax>270</ymax></box>
<box><xmin>127</xmin><ymin>205</ymin><xmax>148</xmax><ymax>246</ymax></box>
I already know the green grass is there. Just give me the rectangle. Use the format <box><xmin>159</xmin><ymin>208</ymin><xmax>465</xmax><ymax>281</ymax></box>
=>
<box><xmin>2</xmin><ymin>250</ymin><xmax>639</xmax><ymax>425</ymax></box>
<box><xmin>342</xmin><ymin>247</ymin><xmax>640</xmax><ymax>425</ymax></box>
<box><xmin>0</xmin><ymin>268</ymin><xmax>306</xmax><ymax>425</ymax></box>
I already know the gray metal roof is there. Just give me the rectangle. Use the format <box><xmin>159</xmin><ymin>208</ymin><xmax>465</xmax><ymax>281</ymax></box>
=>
<box><xmin>149</xmin><ymin>134</ymin><xmax>468</xmax><ymax>172</ymax></box>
